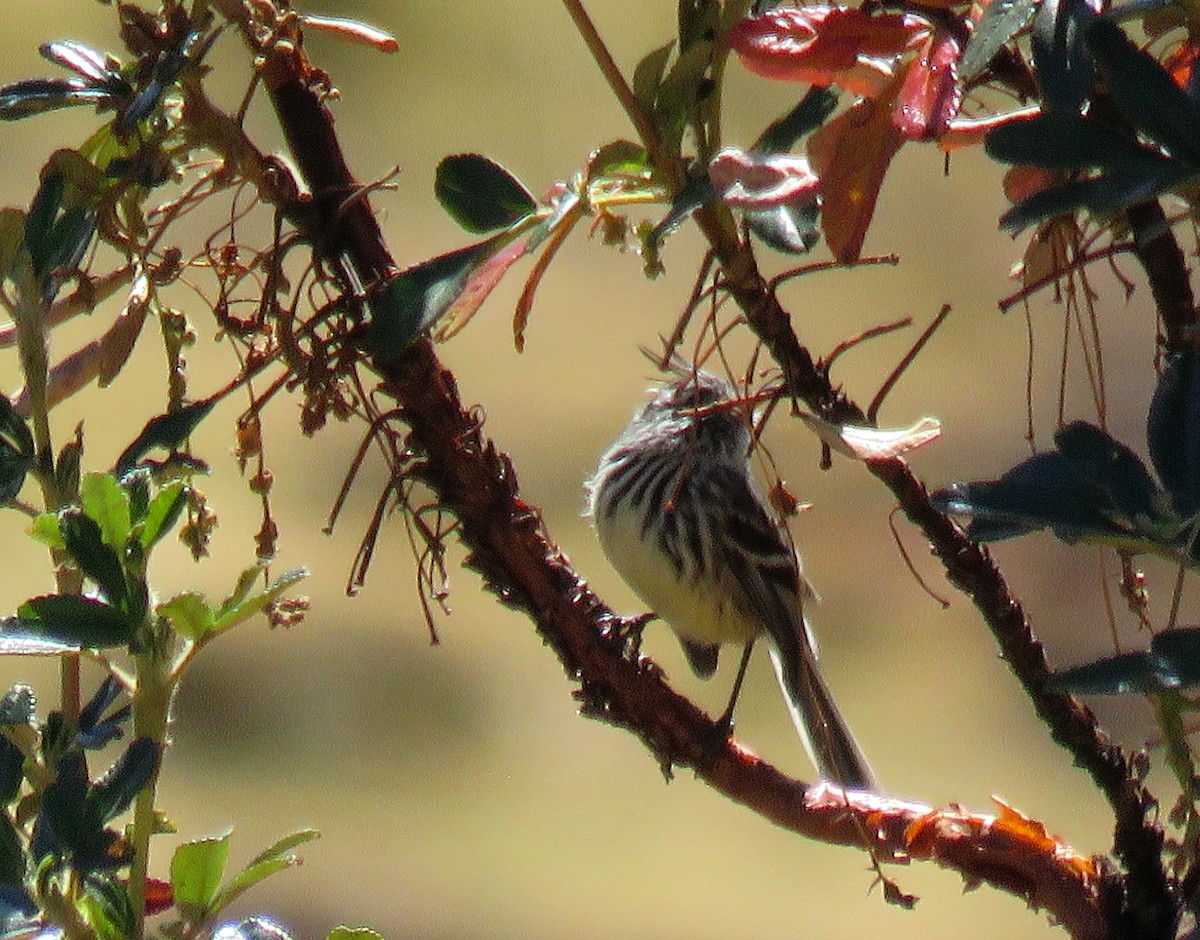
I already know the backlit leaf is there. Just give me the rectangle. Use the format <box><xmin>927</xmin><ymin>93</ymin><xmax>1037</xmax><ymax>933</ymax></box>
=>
<box><xmin>808</xmin><ymin>80</ymin><xmax>906</xmax><ymax>262</ymax></box>
<box><xmin>893</xmin><ymin>29</ymin><xmax>962</xmax><ymax>140</ymax></box>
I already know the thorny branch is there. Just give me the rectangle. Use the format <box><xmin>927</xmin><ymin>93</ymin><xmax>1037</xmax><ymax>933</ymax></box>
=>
<box><xmin>221</xmin><ymin>3</ymin><xmax>1187</xmax><ymax>937</ymax></box>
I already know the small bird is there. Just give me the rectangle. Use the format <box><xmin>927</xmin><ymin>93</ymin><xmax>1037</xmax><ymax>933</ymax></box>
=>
<box><xmin>586</xmin><ymin>359</ymin><xmax>875</xmax><ymax>790</ymax></box>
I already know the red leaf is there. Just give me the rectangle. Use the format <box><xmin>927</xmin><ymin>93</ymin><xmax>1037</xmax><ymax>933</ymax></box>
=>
<box><xmin>808</xmin><ymin>78</ymin><xmax>905</xmax><ymax>262</ymax></box>
<box><xmin>1164</xmin><ymin>40</ymin><xmax>1200</xmax><ymax>89</ymax></box>
<box><xmin>142</xmin><ymin>876</ymin><xmax>174</xmax><ymax>915</ymax></box>
<box><xmin>893</xmin><ymin>29</ymin><xmax>963</xmax><ymax>140</ymax></box>
<box><xmin>728</xmin><ymin>6</ymin><xmax>930</xmax><ymax>97</ymax></box>
<box><xmin>1002</xmin><ymin>164</ymin><xmax>1058</xmax><ymax>204</ymax></box>
<box><xmin>708</xmin><ymin>147</ymin><xmax>821</xmax><ymax>209</ymax></box>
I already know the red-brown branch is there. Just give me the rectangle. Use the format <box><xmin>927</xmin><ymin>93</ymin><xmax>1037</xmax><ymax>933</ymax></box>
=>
<box><xmin>218</xmin><ymin>6</ymin><xmax>1142</xmax><ymax>936</ymax></box>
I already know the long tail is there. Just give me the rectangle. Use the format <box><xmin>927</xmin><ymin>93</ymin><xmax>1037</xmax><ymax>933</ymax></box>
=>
<box><xmin>768</xmin><ymin>639</ymin><xmax>876</xmax><ymax>791</ymax></box>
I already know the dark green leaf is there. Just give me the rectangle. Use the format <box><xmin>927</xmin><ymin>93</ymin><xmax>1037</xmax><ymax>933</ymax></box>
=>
<box><xmin>1151</xmin><ymin>628</ymin><xmax>1200</xmax><ymax>687</ymax></box>
<box><xmin>1048</xmin><ymin>627</ymin><xmax>1200</xmax><ymax>693</ymax></box>
<box><xmin>959</xmin><ymin>0</ymin><xmax>1039</xmax><ymax>82</ymax></box>
<box><xmin>60</xmin><ymin>510</ymin><xmax>128</xmax><ymax>611</ymax></box>
<box><xmin>87</xmin><ymin>736</ymin><xmax>158</xmax><ymax>825</ymax></box>
<box><xmin>985</xmin><ymin>111</ymin><xmax>1171</xmax><ymax>174</ymax></box>
<box><xmin>1088</xmin><ymin>18</ymin><xmax>1200</xmax><ymax>165</ymax></box>
<box><xmin>18</xmin><ymin>594</ymin><xmax>136</xmax><ymax>648</ymax></box>
<box><xmin>34</xmin><ymin>748</ymin><xmax>88</xmax><ymax>860</ymax></box>
<box><xmin>753</xmin><ymin>86</ymin><xmax>840</xmax><ymax>153</ymax></box>
<box><xmin>434</xmin><ymin>155</ymin><xmax>536</xmax><ymax>234</ymax></box>
<box><xmin>1031</xmin><ymin>0</ymin><xmax>1094</xmax><ymax>113</ymax></box>
<box><xmin>22</xmin><ymin>171</ymin><xmax>65</xmax><ymax>273</ymax></box>
<box><xmin>0</xmin><ymin>396</ymin><xmax>33</xmax><ymax>503</ymax></box>
<box><xmin>648</xmin><ymin>173</ymin><xmax>715</xmax><ymax>252</ymax></box>
<box><xmin>1045</xmin><ymin>650</ymin><xmax>1165</xmax><ymax>694</ymax></box>
<box><xmin>745</xmin><ymin>201</ymin><xmax>821</xmax><ymax>254</ymax></box>
<box><xmin>367</xmin><ymin>228</ymin><xmax>536</xmax><ymax>363</ymax></box>
<box><xmin>1054</xmin><ymin>421</ymin><xmax>1159</xmax><ymax>520</ymax></box>
<box><xmin>114</xmin><ymin>399</ymin><xmax>215</xmax><ymax>475</ymax></box>
<box><xmin>0</xmin><ymin>79</ymin><xmax>115</xmax><ymax>121</ymax></box>
<box><xmin>39</xmin><ymin>204</ymin><xmax>95</xmax><ymax>288</ymax></box>
<box><xmin>999</xmin><ymin>162</ymin><xmax>1195</xmax><ymax>229</ymax></box>
<box><xmin>78</xmin><ymin>676</ymin><xmax>121</xmax><ymax>736</ymax></box>
<box><xmin>0</xmin><ymin>814</ymin><xmax>23</xmax><ymax>886</ymax></box>
<box><xmin>1148</xmin><ymin>349</ymin><xmax>1200</xmax><ymax>516</ymax></box>
<box><xmin>931</xmin><ymin>421</ymin><xmax>1164</xmax><ymax>546</ymax></box>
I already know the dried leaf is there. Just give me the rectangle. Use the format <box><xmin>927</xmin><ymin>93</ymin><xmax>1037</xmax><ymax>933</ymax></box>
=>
<box><xmin>799</xmin><ymin>412</ymin><xmax>941</xmax><ymax>459</ymax></box>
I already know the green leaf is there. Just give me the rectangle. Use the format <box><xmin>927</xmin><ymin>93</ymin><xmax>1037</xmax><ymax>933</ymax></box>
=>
<box><xmin>958</xmin><ymin>0</ymin><xmax>1039</xmax><ymax>82</ymax></box>
<box><xmin>170</xmin><ymin>830</ymin><xmax>232</xmax><ymax>914</ymax></box>
<box><xmin>0</xmin><ymin>208</ymin><xmax>26</xmax><ymax>280</ymax></box>
<box><xmin>585</xmin><ymin>139</ymin><xmax>652</xmax><ymax>183</ymax></box>
<box><xmin>434</xmin><ymin>154</ymin><xmax>537</xmax><ymax>234</ymax></box>
<box><xmin>633</xmin><ymin>41</ymin><xmax>674</xmax><ymax>111</ymax></box>
<box><xmin>157</xmin><ymin>591</ymin><xmax>215</xmax><ymax>640</ymax></box>
<box><xmin>327</xmin><ymin>929</ymin><xmax>385</xmax><ymax>940</ymax></box>
<box><xmin>28</xmin><ymin>512</ymin><xmax>65</xmax><ymax>549</ymax></box>
<box><xmin>60</xmin><ymin>509</ymin><xmax>128</xmax><ymax>610</ymax></box>
<box><xmin>77</xmin><ymin>874</ymin><xmax>135</xmax><ymax>940</ymax></box>
<box><xmin>114</xmin><ymin>399</ymin><xmax>215</xmax><ymax>475</ymax></box>
<box><xmin>208</xmin><ymin>828</ymin><xmax>319</xmax><ymax>917</ymax></box>
<box><xmin>80</xmin><ymin>472</ymin><xmax>132</xmax><ymax>552</ymax></box>
<box><xmin>138</xmin><ymin>480</ymin><xmax>186</xmax><ymax>550</ymax></box>
<box><xmin>17</xmin><ymin>594</ymin><xmax>135</xmax><ymax>648</ymax></box>
<box><xmin>244</xmin><ymin>827</ymin><xmax>320</xmax><ymax>869</ymax></box>
<box><xmin>210</xmin><ymin>567</ymin><xmax>308</xmax><ymax>635</ymax></box>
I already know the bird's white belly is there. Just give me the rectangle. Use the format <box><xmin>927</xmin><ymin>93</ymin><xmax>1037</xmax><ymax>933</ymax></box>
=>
<box><xmin>596</xmin><ymin>505</ymin><xmax>760</xmax><ymax>647</ymax></box>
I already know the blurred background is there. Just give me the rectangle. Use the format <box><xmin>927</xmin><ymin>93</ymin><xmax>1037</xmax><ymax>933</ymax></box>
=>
<box><xmin>0</xmin><ymin>1</ymin><xmax>1183</xmax><ymax>937</ymax></box>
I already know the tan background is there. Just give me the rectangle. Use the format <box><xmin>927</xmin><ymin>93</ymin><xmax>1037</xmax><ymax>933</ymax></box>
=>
<box><xmin>0</xmin><ymin>2</ymin><xmax>1180</xmax><ymax>937</ymax></box>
